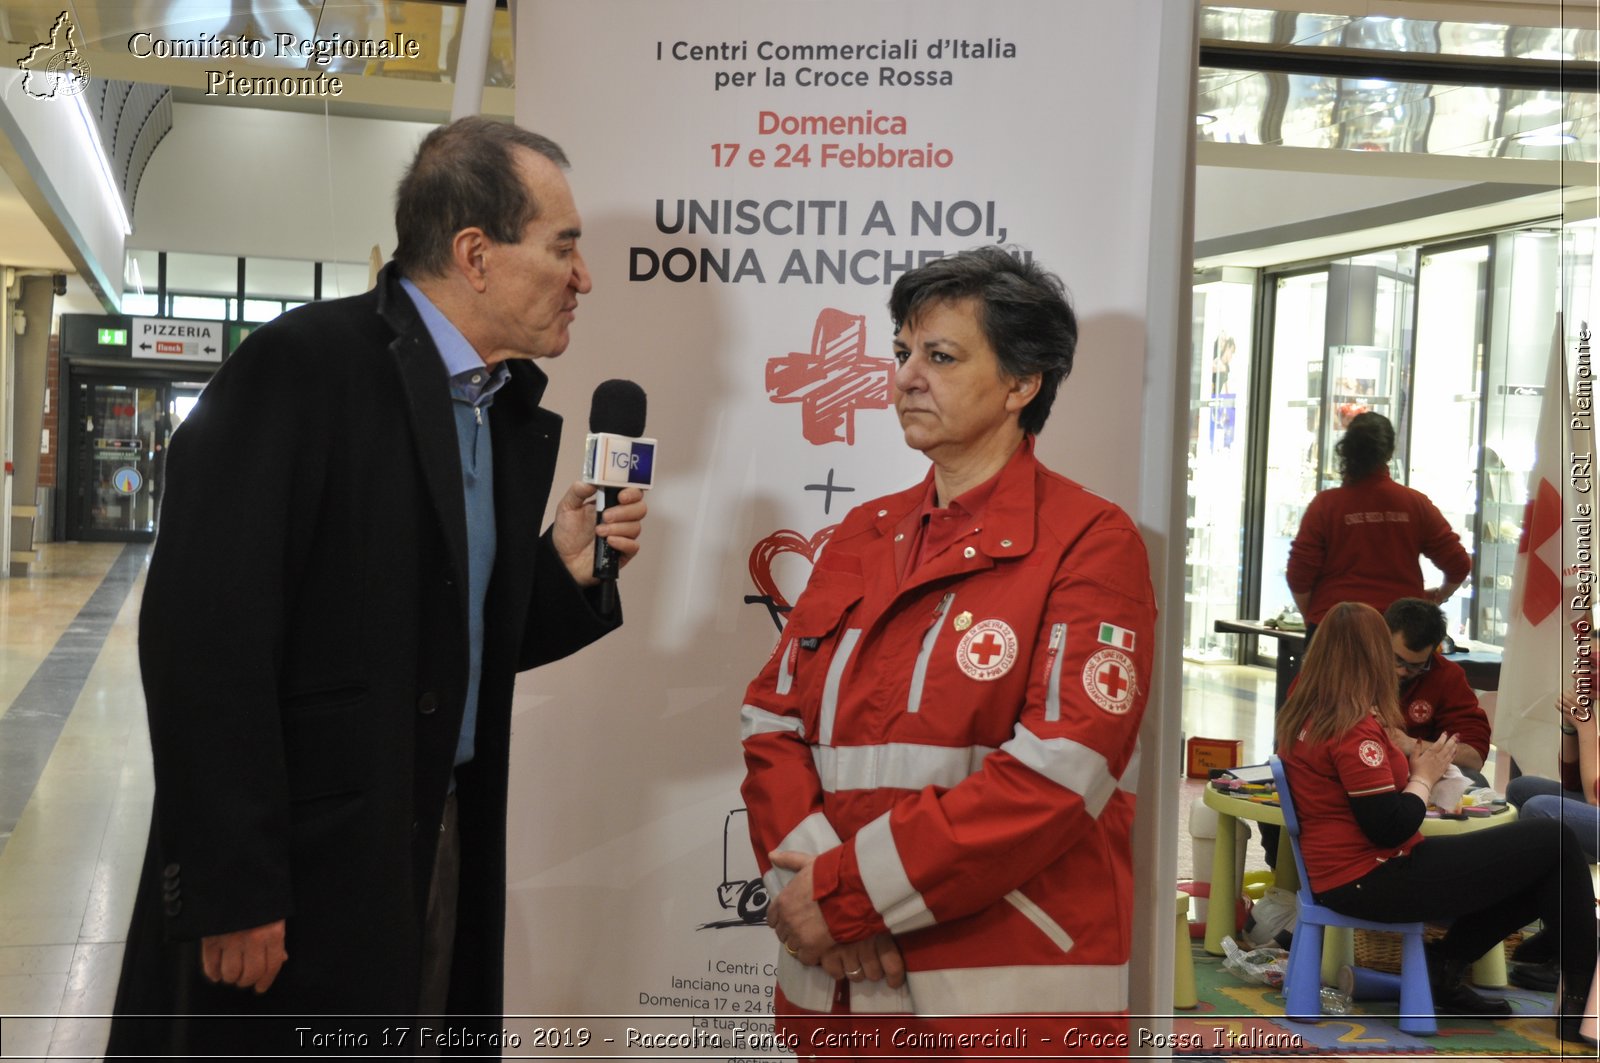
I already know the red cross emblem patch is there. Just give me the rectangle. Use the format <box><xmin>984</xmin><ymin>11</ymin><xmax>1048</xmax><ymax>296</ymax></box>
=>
<box><xmin>956</xmin><ymin>619</ymin><xmax>1018</xmax><ymax>681</ymax></box>
<box><xmin>1083</xmin><ymin>648</ymin><xmax>1137</xmax><ymax>714</ymax></box>
<box><xmin>1358</xmin><ymin>739</ymin><xmax>1386</xmax><ymax>768</ymax></box>
<box><xmin>1407</xmin><ymin>699</ymin><xmax>1434</xmax><ymax>725</ymax></box>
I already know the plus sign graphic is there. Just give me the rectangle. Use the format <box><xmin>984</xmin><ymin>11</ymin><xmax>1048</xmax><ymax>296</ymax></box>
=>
<box><xmin>804</xmin><ymin>468</ymin><xmax>856</xmax><ymax>515</ymax></box>
<box><xmin>969</xmin><ymin>633</ymin><xmax>1004</xmax><ymax>666</ymax></box>
<box><xmin>1095</xmin><ymin>662</ymin><xmax>1128</xmax><ymax>700</ymax></box>
<box><xmin>767</xmin><ymin>309</ymin><xmax>895</xmax><ymax>445</ymax></box>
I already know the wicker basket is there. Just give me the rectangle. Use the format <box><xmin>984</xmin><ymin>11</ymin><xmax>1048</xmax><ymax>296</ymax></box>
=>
<box><xmin>1353</xmin><ymin>926</ymin><xmax>1521</xmax><ymax>973</ymax></box>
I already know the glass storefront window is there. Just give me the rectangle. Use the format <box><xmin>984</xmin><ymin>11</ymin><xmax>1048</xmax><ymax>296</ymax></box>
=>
<box><xmin>169</xmin><ymin>295</ymin><xmax>230</xmax><ymax>320</ymax></box>
<box><xmin>1260</xmin><ymin>270</ymin><xmax>1328</xmax><ymax>634</ymax></box>
<box><xmin>1411</xmin><ymin>242</ymin><xmax>1491</xmax><ymax>638</ymax></box>
<box><xmin>1478</xmin><ymin>230</ymin><xmax>1560</xmax><ymax>644</ymax></box>
<box><xmin>1186</xmin><ymin>268</ymin><xmax>1256</xmax><ymax>661</ymax></box>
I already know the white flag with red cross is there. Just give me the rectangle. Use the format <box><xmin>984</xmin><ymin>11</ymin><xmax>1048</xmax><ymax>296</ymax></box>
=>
<box><xmin>1493</xmin><ymin>315</ymin><xmax>1590</xmax><ymax>781</ymax></box>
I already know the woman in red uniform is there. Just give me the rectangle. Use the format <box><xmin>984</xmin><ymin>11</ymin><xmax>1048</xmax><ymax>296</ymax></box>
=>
<box><xmin>1279</xmin><ymin>602</ymin><xmax>1594</xmax><ymax>1038</ymax></box>
<box><xmin>740</xmin><ymin>247</ymin><xmax>1155</xmax><ymax>1058</ymax></box>
<box><xmin>1286</xmin><ymin>412</ymin><xmax>1470</xmax><ymax>632</ymax></box>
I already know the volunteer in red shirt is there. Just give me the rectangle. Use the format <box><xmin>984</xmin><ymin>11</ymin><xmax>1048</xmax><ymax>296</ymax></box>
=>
<box><xmin>1286</xmin><ymin>412</ymin><xmax>1470</xmax><ymax>629</ymax></box>
<box><xmin>1382</xmin><ymin>598</ymin><xmax>1491</xmax><ymax>782</ymax></box>
<box><xmin>741</xmin><ymin>247</ymin><xmax>1155</xmax><ymax>1058</ymax></box>
<box><xmin>1279</xmin><ymin>602</ymin><xmax>1593</xmax><ymax>1036</ymax></box>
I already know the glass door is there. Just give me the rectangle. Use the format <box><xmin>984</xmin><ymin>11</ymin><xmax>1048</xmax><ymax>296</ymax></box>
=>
<box><xmin>1186</xmin><ymin>268</ymin><xmax>1257</xmax><ymax>661</ymax></box>
<box><xmin>1319</xmin><ymin>250</ymin><xmax>1415</xmax><ymax>487</ymax></box>
<box><xmin>68</xmin><ymin>378</ymin><xmax>166</xmax><ymax>541</ymax></box>
<box><xmin>1259</xmin><ymin>269</ymin><xmax>1329</xmax><ymax>638</ymax></box>
<box><xmin>1411</xmin><ymin>241</ymin><xmax>1491</xmax><ymax>640</ymax></box>
<box><xmin>1478</xmin><ymin>229</ymin><xmax>1561</xmax><ymax>644</ymax></box>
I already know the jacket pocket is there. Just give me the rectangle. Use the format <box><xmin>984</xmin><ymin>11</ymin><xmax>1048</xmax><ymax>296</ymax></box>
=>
<box><xmin>1004</xmin><ymin>887</ymin><xmax>1075</xmax><ymax>956</ymax></box>
<box><xmin>781</xmin><ymin>587</ymin><xmax>863</xmax><ymax>743</ymax></box>
<box><xmin>280</xmin><ymin>686</ymin><xmax>372</xmax><ymax>802</ymax></box>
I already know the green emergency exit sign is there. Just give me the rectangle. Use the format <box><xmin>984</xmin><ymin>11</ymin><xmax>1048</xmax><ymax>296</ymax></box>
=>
<box><xmin>97</xmin><ymin>328</ymin><xmax>128</xmax><ymax>346</ymax></box>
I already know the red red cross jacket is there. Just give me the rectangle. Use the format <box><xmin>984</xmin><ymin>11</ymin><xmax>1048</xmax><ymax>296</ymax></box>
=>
<box><xmin>740</xmin><ymin>440</ymin><xmax>1156</xmax><ymax>1024</ymax></box>
<box><xmin>1400</xmin><ymin>654</ymin><xmax>1492</xmax><ymax>763</ymax></box>
<box><xmin>1285</xmin><ymin>470</ymin><xmax>1470</xmax><ymax>623</ymax></box>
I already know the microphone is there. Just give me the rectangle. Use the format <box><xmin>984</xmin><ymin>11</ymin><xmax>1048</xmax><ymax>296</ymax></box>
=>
<box><xmin>582</xmin><ymin>380</ymin><xmax>655</xmax><ymax>600</ymax></box>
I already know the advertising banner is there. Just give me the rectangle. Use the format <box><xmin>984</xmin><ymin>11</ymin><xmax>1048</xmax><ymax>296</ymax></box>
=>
<box><xmin>506</xmin><ymin>0</ymin><xmax>1192</xmax><ymax>1046</ymax></box>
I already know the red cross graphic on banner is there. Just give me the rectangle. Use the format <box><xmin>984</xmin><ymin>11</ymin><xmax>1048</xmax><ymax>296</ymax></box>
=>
<box><xmin>1517</xmin><ymin>479</ymin><xmax>1563</xmax><ymax>625</ymax></box>
<box><xmin>1096</xmin><ymin>662</ymin><xmax>1129</xmax><ymax>700</ymax></box>
<box><xmin>766</xmin><ymin>308</ymin><xmax>895</xmax><ymax>445</ymax></box>
<box><xmin>969</xmin><ymin>632</ymin><xmax>1004</xmax><ymax>666</ymax></box>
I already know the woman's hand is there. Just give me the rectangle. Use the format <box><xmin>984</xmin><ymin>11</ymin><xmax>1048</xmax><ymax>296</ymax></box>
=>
<box><xmin>765</xmin><ymin>851</ymin><xmax>839</xmax><ymax>965</ymax></box>
<box><xmin>819</xmin><ymin>934</ymin><xmax>906</xmax><ymax>988</ymax></box>
<box><xmin>1557</xmin><ymin>690</ymin><xmax>1593</xmax><ymax>726</ymax></box>
<box><xmin>1406</xmin><ymin>733</ymin><xmax>1457</xmax><ymax>788</ymax></box>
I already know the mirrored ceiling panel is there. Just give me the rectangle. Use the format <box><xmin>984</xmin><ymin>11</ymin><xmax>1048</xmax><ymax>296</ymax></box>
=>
<box><xmin>1199</xmin><ymin>69</ymin><xmax>1598</xmax><ymax>162</ymax></box>
<box><xmin>1202</xmin><ymin>6</ymin><xmax>1600</xmax><ymax>62</ymax></box>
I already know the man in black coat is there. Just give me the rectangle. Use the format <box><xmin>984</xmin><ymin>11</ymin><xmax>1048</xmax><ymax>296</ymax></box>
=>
<box><xmin>106</xmin><ymin>118</ymin><xmax>647</xmax><ymax>1057</ymax></box>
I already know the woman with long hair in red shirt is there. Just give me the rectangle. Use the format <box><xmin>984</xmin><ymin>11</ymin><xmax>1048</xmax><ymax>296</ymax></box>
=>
<box><xmin>1278</xmin><ymin>602</ymin><xmax>1594</xmax><ymax>1040</ymax></box>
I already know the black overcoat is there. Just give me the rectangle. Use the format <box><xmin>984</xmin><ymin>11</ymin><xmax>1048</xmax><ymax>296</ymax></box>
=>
<box><xmin>107</xmin><ymin>265</ymin><xmax>618</xmax><ymax>1057</ymax></box>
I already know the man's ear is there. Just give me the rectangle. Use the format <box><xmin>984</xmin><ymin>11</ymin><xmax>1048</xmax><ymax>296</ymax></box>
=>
<box><xmin>450</xmin><ymin>228</ymin><xmax>492</xmax><ymax>291</ymax></box>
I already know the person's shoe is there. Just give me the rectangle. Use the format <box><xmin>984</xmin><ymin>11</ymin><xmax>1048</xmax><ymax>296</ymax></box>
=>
<box><xmin>1508</xmin><ymin>959</ymin><xmax>1562</xmax><ymax>993</ymax></box>
<box><xmin>1427</xmin><ymin>944</ymin><xmax>1514</xmax><ymax>1017</ymax></box>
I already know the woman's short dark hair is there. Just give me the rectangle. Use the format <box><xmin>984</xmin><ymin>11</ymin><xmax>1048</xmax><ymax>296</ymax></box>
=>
<box><xmin>888</xmin><ymin>245</ymin><xmax>1077</xmax><ymax>435</ymax></box>
<box><xmin>1337</xmin><ymin>411</ymin><xmax>1396</xmax><ymax>482</ymax></box>
<box><xmin>393</xmin><ymin>117</ymin><xmax>570</xmax><ymax>280</ymax></box>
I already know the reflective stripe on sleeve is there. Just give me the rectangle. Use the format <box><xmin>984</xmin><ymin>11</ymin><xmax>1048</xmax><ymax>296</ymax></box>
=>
<box><xmin>1118</xmin><ymin>741</ymin><xmax>1141</xmax><ymax>795</ymax></box>
<box><xmin>775</xmin><ymin>638</ymin><xmax>795</xmax><ymax>696</ymax></box>
<box><xmin>854</xmin><ymin>812</ymin><xmax>936</xmax><ymax>934</ymax></box>
<box><xmin>811</xmin><ymin>742</ymin><xmax>996</xmax><ymax>793</ymax></box>
<box><xmin>740</xmin><ymin>704</ymin><xmax>806</xmax><ymax>742</ymax></box>
<box><xmin>777</xmin><ymin>810</ymin><xmax>842</xmax><ymax>854</ymax></box>
<box><xmin>906</xmin><ymin>963</ymin><xmax>1128</xmax><ymax>1015</ymax></box>
<box><xmin>999</xmin><ymin>725</ymin><xmax>1119</xmax><ymax>817</ymax></box>
<box><xmin>818</xmin><ymin>628</ymin><xmax>861</xmax><ymax>746</ymax></box>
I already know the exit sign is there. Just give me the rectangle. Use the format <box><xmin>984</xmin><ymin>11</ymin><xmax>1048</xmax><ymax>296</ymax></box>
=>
<box><xmin>98</xmin><ymin>328</ymin><xmax>127</xmax><ymax>345</ymax></box>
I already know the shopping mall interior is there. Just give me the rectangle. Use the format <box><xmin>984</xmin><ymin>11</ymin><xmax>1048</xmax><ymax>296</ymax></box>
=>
<box><xmin>0</xmin><ymin>0</ymin><xmax>1595</xmax><ymax>1055</ymax></box>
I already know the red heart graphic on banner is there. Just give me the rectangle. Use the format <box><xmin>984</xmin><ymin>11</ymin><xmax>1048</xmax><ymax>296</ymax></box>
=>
<box><xmin>748</xmin><ymin>526</ymin><xmax>838</xmax><ymax>610</ymax></box>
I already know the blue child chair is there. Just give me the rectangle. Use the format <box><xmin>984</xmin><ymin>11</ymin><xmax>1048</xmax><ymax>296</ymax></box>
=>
<box><xmin>1269</xmin><ymin>755</ymin><xmax>1437</xmax><ymax>1036</ymax></box>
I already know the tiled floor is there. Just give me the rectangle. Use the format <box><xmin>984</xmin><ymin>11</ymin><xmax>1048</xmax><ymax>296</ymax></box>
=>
<box><xmin>0</xmin><ymin>543</ymin><xmax>151</xmax><ymax>1060</ymax></box>
<box><xmin>0</xmin><ymin>542</ymin><xmax>1280</xmax><ymax>1059</ymax></box>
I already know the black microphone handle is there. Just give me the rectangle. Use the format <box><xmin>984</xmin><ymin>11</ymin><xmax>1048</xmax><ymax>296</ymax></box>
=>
<box><xmin>593</xmin><ymin>485</ymin><xmax>624</xmax><ymax>582</ymax></box>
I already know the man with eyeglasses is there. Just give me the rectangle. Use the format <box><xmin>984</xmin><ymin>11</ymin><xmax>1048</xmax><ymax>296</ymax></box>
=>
<box><xmin>1383</xmin><ymin>597</ymin><xmax>1491</xmax><ymax>785</ymax></box>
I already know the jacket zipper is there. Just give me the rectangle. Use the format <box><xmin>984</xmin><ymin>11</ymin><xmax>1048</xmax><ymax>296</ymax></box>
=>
<box><xmin>907</xmin><ymin>592</ymin><xmax>957</xmax><ymax>713</ymax></box>
<box><xmin>1044</xmin><ymin>623</ymin><xmax>1067</xmax><ymax>721</ymax></box>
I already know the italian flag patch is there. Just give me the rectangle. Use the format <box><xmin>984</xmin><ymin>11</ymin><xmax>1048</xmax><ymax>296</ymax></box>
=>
<box><xmin>1098</xmin><ymin>622</ymin><xmax>1136</xmax><ymax>651</ymax></box>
